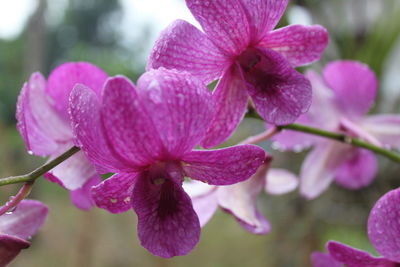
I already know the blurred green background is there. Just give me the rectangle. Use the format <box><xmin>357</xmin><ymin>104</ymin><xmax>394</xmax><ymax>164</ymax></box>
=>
<box><xmin>1</xmin><ymin>0</ymin><xmax>400</xmax><ymax>266</ymax></box>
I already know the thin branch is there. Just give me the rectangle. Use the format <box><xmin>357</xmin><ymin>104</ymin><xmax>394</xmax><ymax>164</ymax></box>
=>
<box><xmin>0</xmin><ymin>182</ymin><xmax>34</xmax><ymax>216</ymax></box>
<box><xmin>0</xmin><ymin>146</ymin><xmax>80</xmax><ymax>187</ymax></box>
<box><xmin>239</xmin><ymin>126</ymin><xmax>280</xmax><ymax>145</ymax></box>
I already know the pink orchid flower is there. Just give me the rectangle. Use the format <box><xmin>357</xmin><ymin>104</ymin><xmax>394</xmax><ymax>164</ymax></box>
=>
<box><xmin>312</xmin><ymin>188</ymin><xmax>400</xmax><ymax>267</ymax></box>
<box><xmin>148</xmin><ymin>0</ymin><xmax>329</xmax><ymax>148</ymax></box>
<box><xmin>274</xmin><ymin>60</ymin><xmax>400</xmax><ymax>199</ymax></box>
<box><xmin>16</xmin><ymin>62</ymin><xmax>108</xmax><ymax>210</ymax></box>
<box><xmin>69</xmin><ymin>68</ymin><xmax>266</xmax><ymax>258</ymax></box>
<box><xmin>184</xmin><ymin>158</ymin><xmax>299</xmax><ymax>234</ymax></box>
<box><xmin>0</xmin><ymin>200</ymin><xmax>48</xmax><ymax>267</ymax></box>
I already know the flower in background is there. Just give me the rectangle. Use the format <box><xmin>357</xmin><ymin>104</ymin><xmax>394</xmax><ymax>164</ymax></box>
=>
<box><xmin>312</xmin><ymin>188</ymin><xmax>400</xmax><ymax>267</ymax></box>
<box><xmin>0</xmin><ymin>200</ymin><xmax>48</xmax><ymax>267</ymax></box>
<box><xmin>274</xmin><ymin>60</ymin><xmax>400</xmax><ymax>199</ymax></box>
<box><xmin>69</xmin><ymin>68</ymin><xmax>266</xmax><ymax>258</ymax></box>
<box><xmin>16</xmin><ymin>62</ymin><xmax>108</xmax><ymax>210</ymax></box>
<box><xmin>148</xmin><ymin>0</ymin><xmax>328</xmax><ymax>148</ymax></box>
<box><xmin>184</xmin><ymin>158</ymin><xmax>298</xmax><ymax>234</ymax></box>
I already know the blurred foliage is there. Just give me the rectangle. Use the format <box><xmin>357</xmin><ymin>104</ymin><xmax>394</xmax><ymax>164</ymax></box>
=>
<box><xmin>0</xmin><ymin>0</ymin><xmax>400</xmax><ymax>266</ymax></box>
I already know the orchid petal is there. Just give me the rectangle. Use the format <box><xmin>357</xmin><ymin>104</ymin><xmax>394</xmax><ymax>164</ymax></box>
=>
<box><xmin>201</xmin><ymin>65</ymin><xmax>249</xmax><ymax>148</ymax></box>
<box><xmin>217</xmin><ymin>163</ymin><xmax>270</xmax><ymax>234</ymax></box>
<box><xmin>327</xmin><ymin>241</ymin><xmax>394</xmax><ymax>267</ymax></box>
<box><xmin>185</xmin><ymin>0</ymin><xmax>250</xmax><ymax>55</ymax></box>
<box><xmin>91</xmin><ymin>173</ymin><xmax>138</xmax><ymax>214</ymax></box>
<box><xmin>137</xmin><ymin>69</ymin><xmax>214</xmax><ymax>157</ymax></box>
<box><xmin>69</xmin><ymin>83</ymin><xmax>133</xmax><ymax>173</ymax></box>
<box><xmin>0</xmin><ymin>200</ymin><xmax>48</xmax><ymax>240</ymax></box>
<box><xmin>244</xmin><ymin>48</ymin><xmax>312</xmax><ymax>125</ymax></box>
<box><xmin>46</xmin><ymin>62</ymin><xmax>108</xmax><ymax>119</ymax></box>
<box><xmin>132</xmin><ymin>175</ymin><xmax>200</xmax><ymax>258</ymax></box>
<box><xmin>323</xmin><ymin>61</ymin><xmax>377</xmax><ymax>118</ymax></box>
<box><xmin>368</xmin><ymin>188</ymin><xmax>400</xmax><ymax>262</ymax></box>
<box><xmin>260</xmin><ymin>24</ymin><xmax>328</xmax><ymax>67</ymax></box>
<box><xmin>0</xmin><ymin>235</ymin><xmax>30</xmax><ymax>267</ymax></box>
<box><xmin>335</xmin><ymin>148</ymin><xmax>377</xmax><ymax>190</ymax></box>
<box><xmin>265</xmin><ymin>168</ymin><xmax>299</xmax><ymax>195</ymax></box>
<box><xmin>311</xmin><ymin>252</ymin><xmax>342</xmax><ymax>267</ymax></box>
<box><xmin>360</xmin><ymin>114</ymin><xmax>400</xmax><ymax>149</ymax></box>
<box><xmin>147</xmin><ymin>20</ymin><xmax>228</xmax><ymax>84</ymax></box>
<box><xmin>70</xmin><ymin>175</ymin><xmax>101</xmax><ymax>211</ymax></box>
<box><xmin>182</xmin><ymin>145</ymin><xmax>265</xmax><ymax>185</ymax></box>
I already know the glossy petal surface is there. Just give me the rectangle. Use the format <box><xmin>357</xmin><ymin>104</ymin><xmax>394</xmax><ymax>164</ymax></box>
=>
<box><xmin>0</xmin><ymin>235</ymin><xmax>30</xmax><ymax>267</ymax></box>
<box><xmin>311</xmin><ymin>252</ymin><xmax>342</xmax><ymax>267</ymax></box>
<box><xmin>182</xmin><ymin>145</ymin><xmax>265</xmax><ymax>185</ymax></box>
<box><xmin>147</xmin><ymin>20</ymin><xmax>228</xmax><ymax>84</ymax></box>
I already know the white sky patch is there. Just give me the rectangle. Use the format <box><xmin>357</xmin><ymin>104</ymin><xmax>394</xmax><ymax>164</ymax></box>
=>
<box><xmin>0</xmin><ymin>0</ymin><xmax>37</xmax><ymax>39</ymax></box>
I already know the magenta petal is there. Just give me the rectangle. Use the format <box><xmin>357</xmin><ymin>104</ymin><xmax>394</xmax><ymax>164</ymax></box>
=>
<box><xmin>360</xmin><ymin>115</ymin><xmax>400</xmax><ymax>149</ymax></box>
<box><xmin>335</xmin><ymin>148</ymin><xmax>377</xmax><ymax>190</ymax></box>
<box><xmin>46</xmin><ymin>62</ymin><xmax>108</xmax><ymax>119</ymax></box>
<box><xmin>323</xmin><ymin>60</ymin><xmax>377</xmax><ymax>118</ymax></box>
<box><xmin>132</xmin><ymin>175</ymin><xmax>200</xmax><ymax>258</ymax></box>
<box><xmin>240</xmin><ymin>0</ymin><xmax>288</xmax><ymax>38</ymax></box>
<box><xmin>244</xmin><ymin>48</ymin><xmax>312</xmax><ymax>125</ymax></box>
<box><xmin>185</xmin><ymin>0</ymin><xmax>250</xmax><ymax>55</ymax></box>
<box><xmin>327</xmin><ymin>241</ymin><xmax>393</xmax><ymax>267</ymax></box>
<box><xmin>0</xmin><ymin>200</ymin><xmax>48</xmax><ymax>240</ymax></box>
<box><xmin>69</xmin><ymin>84</ymin><xmax>132</xmax><ymax>173</ymax></box>
<box><xmin>16</xmin><ymin>73</ymin><xmax>71</xmax><ymax>156</ymax></box>
<box><xmin>217</xmin><ymin>163</ymin><xmax>271</xmax><ymax>234</ymax></box>
<box><xmin>137</xmin><ymin>69</ymin><xmax>214</xmax><ymax>157</ymax></box>
<box><xmin>70</xmin><ymin>175</ymin><xmax>101</xmax><ymax>211</ymax></box>
<box><xmin>182</xmin><ymin>145</ymin><xmax>265</xmax><ymax>185</ymax></box>
<box><xmin>0</xmin><ymin>235</ymin><xmax>30</xmax><ymax>267</ymax></box>
<box><xmin>260</xmin><ymin>24</ymin><xmax>329</xmax><ymax>67</ymax></box>
<box><xmin>201</xmin><ymin>65</ymin><xmax>249</xmax><ymax>148</ymax></box>
<box><xmin>101</xmin><ymin>76</ymin><xmax>164</xmax><ymax>167</ymax></box>
<box><xmin>311</xmin><ymin>252</ymin><xmax>342</xmax><ymax>267</ymax></box>
<box><xmin>148</xmin><ymin>20</ymin><xmax>228</xmax><ymax>84</ymax></box>
<box><xmin>92</xmin><ymin>173</ymin><xmax>138</xmax><ymax>214</ymax></box>
<box><xmin>368</xmin><ymin>188</ymin><xmax>400</xmax><ymax>262</ymax></box>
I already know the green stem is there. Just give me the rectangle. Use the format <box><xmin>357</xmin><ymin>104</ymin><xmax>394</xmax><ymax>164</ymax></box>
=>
<box><xmin>278</xmin><ymin>124</ymin><xmax>400</xmax><ymax>163</ymax></box>
<box><xmin>0</xmin><ymin>146</ymin><xmax>80</xmax><ymax>186</ymax></box>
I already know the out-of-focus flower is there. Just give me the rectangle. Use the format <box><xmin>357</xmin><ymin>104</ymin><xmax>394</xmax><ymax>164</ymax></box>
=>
<box><xmin>69</xmin><ymin>68</ymin><xmax>266</xmax><ymax>258</ymax></box>
<box><xmin>148</xmin><ymin>0</ymin><xmax>328</xmax><ymax>148</ymax></box>
<box><xmin>274</xmin><ymin>60</ymin><xmax>400</xmax><ymax>199</ymax></box>
<box><xmin>0</xmin><ymin>200</ymin><xmax>48</xmax><ymax>267</ymax></box>
<box><xmin>16</xmin><ymin>62</ymin><xmax>107</xmax><ymax>210</ymax></box>
<box><xmin>184</xmin><ymin>158</ymin><xmax>298</xmax><ymax>234</ymax></box>
<box><xmin>312</xmin><ymin>188</ymin><xmax>400</xmax><ymax>267</ymax></box>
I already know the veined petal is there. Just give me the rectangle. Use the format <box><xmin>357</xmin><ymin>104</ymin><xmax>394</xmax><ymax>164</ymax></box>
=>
<box><xmin>147</xmin><ymin>20</ymin><xmax>228</xmax><ymax>84</ymax></box>
<box><xmin>243</xmin><ymin>47</ymin><xmax>312</xmax><ymax>125</ymax></box>
<box><xmin>368</xmin><ymin>188</ymin><xmax>400</xmax><ymax>262</ymax></box>
<box><xmin>101</xmin><ymin>76</ymin><xmax>164</xmax><ymax>166</ymax></box>
<box><xmin>217</xmin><ymin>163</ymin><xmax>270</xmax><ymax>234</ymax></box>
<box><xmin>327</xmin><ymin>241</ymin><xmax>394</xmax><ymax>267</ymax></box>
<box><xmin>260</xmin><ymin>24</ymin><xmax>329</xmax><ymax>67</ymax></box>
<box><xmin>201</xmin><ymin>65</ymin><xmax>249</xmax><ymax>148</ymax></box>
<box><xmin>310</xmin><ymin>252</ymin><xmax>342</xmax><ymax>267</ymax></box>
<box><xmin>300</xmin><ymin>142</ymin><xmax>347</xmax><ymax>199</ymax></box>
<box><xmin>182</xmin><ymin>145</ymin><xmax>265</xmax><ymax>185</ymax></box>
<box><xmin>70</xmin><ymin>175</ymin><xmax>101</xmax><ymax>211</ymax></box>
<box><xmin>92</xmin><ymin>173</ymin><xmax>138</xmax><ymax>214</ymax></box>
<box><xmin>137</xmin><ymin>69</ymin><xmax>214</xmax><ymax>157</ymax></box>
<box><xmin>69</xmin><ymin>84</ymin><xmax>133</xmax><ymax>173</ymax></box>
<box><xmin>335</xmin><ymin>148</ymin><xmax>377</xmax><ymax>190</ymax></box>
<box><xmin>0</xmin><ymin>200</ymin><xmax>48</xmax><ymax>240</ymax></box>
<box><xmin>323</xmin><ymin>61</ymin><xmax>377</xmax><ymax>118</ymax></box>
<box><xmin>185</xmin><ymin>0</ymin><xmax>250</xmax><ymax>55</ymax></box>
<box><xmin>240</xmin><ymin>0</ymin><xmax>288</xmax><ymax>39</ymax></box>
<box><xmin>132</xmin><ymin>175</ymin><xmax>200</xmax><ymax>258</ymax></box>
<box><xmin>0</xmin><ymin>235</ymin><xmax>30</xmax><ymax>267</ymax></box>
<box><xmin>265</xmin><ymin>168</ymin><xmax>298</xmax><ymax>195</ymax></box>
<box><xmin>46</xmin><ymin>62</ymin><xmax>108</xmax><ymax>119</ymax></box>
<box><xmin>360</xmin><ymin>114</ymin><xmax>400</xmax><ymax>149</ymax></box>
<box><xmin>45</xmin><ymin>150</ymin><xmax>97</xmax><ymax>191</ymax></box>
<box><xmin>16</xmin><ymin>73</ymin><xmax>71</xmax><ymax>156</ymax></box>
